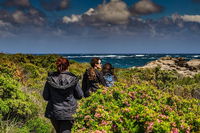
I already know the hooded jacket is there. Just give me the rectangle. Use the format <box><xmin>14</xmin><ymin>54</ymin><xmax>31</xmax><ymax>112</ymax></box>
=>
<box><xmin>43</xmin><ymin>71</ymin><xmax>83</xmax><ymax>120</ymax></box>
<box><xmin>82</xmin><ymin>69</ymin><xmax>107</xmax><ymax>97</ymax></box>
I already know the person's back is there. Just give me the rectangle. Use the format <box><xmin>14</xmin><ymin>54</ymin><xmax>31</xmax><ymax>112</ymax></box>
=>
<box><xmin>102</xmin><ymin>63</ymin><xmax>117</xmax><ymax>87</ymax></box>
<box><xmin>43</xmin><ymin>58</ymin><xmax>83</xmax><ymax>133</ymax></box>
<box><xmin>43</xmin><ymin>71</ymin><xmax>83</xmax><ymax>119</ymax></box>
<box><xmin>82</xmin><ymin>57</ymin><xmax>107</xmax><ymax>97</ymax></box>
<box><xmin>103</xmin><ymin>72</ymin><xmax>116</xmax><ymax>87</ymax></box>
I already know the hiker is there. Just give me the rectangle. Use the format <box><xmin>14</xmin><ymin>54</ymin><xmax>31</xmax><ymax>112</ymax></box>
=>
<box><xmin>102</xmin><ymin>63</ymin><xmax>117</xmax><ymax>87</ymax></box>
<box><xmin>82</xmin><ymin>57</ymin><xmax>108</xmax><ymax>97</ymax></box>
<box><xmin>43</xmin><ymin>57</ymin><xmax>83</xmax><ymax>133</ymax></box>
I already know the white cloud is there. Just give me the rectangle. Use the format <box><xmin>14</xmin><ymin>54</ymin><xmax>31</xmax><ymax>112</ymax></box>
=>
<box><xmin>12</xmin><ymin>11</ymin><xmax>28</xmax><ymax>24</ymax></box>
<box><xmin>62</xmin><ymin>0</ymin><xmax>130</xmax><ymax>25</ymax></box>
<box><xmin>181</xmin><ymin>15</ymin><xmax>200</xmax><ymax>23</ymax></box>
<box><xmin>130</xmin><ymin>0</ymin><xmax>162</xmax><ymax>15</ymax></box>
<box><xmin>95</xmin><ymin>0</ymin><xmax>130</xmax><ymax>24</ymax></box>
<box><xmin>63</xmin><ymin>15</ymin><xmax>82</xmax><ymax>24</ymax></box>
<box><xmin>0</xmin><ymin>20</ymin><xmax>12</xmax><ymax>27</ymax></box>
<box><xmin>10</xmin><ymin>10</ymin><xmax>45</xmax><ymax>26</ymax></box>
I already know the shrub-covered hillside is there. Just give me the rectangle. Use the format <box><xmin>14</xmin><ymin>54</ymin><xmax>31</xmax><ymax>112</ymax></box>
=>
<box><xmin>0</xmin><ymin>53</ymin><xmax>89</xmax><ymax>133</ymax></box>
<box><xmin>0</xmin><ymin>54</ymin><xmax>199</xmax><ymax>133</ymax></box>
<box><xmin>73</xmin><ymin>83</ymin><xmax>199</xmax><ymax>133</ymax></box>
<box><xmin>73</xmin><ymin>67</ymin><xmax>200</xmax><ymax>132</ymax></box>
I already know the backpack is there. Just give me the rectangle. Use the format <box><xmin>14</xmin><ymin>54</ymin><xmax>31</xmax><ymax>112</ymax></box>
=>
<box><xmin>103</xmin><ymin>73</ymin><xmax>115</xmax><ymax>87</ymax></box>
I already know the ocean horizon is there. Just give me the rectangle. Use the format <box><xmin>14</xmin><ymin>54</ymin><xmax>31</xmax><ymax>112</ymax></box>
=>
<box><xmin>5</xmin><ymin>53</ymin><xmax>199</xmax><ymax>68</ymax></box>
<box><xmin>54</xmin><ymin>54</ymin><xmax>200</xmax><ymax>68</ymax></box>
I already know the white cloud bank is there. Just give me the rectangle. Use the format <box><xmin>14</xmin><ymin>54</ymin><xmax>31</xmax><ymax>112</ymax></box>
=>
<box><xmin>181</xmin><ymin>15</ymin><xmax>200</xmax><ymax>23</ymax></box>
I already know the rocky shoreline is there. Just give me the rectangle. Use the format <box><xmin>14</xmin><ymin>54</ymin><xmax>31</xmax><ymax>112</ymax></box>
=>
<box><xmin>138</xmin><ymin>56</ymin><xmax>200</xmax><ymax>77</ymax></box>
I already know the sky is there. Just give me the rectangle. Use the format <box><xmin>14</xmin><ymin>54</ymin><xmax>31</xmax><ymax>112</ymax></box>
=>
<box><xmin>0</xmin><ymin>0</ymin><xmax>200</xmax><ymax>54</ymax></box>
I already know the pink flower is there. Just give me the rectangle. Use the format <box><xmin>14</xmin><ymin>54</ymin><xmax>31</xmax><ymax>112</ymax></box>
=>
<box><xmin>156</xmin><ymin>119</ymin><xmax>162</xmax><ymax>123</ymax></box>
<box><xmin>112</xmin><ymin>124</ymin><xmax>117</xmax><ymax>129</ymax></box>
<box><xmin>80</xmin><ymin>127</ymin><xmax>86</xmax><ymax>131</ymax></box>
<box><xmin>145</xmin><ymin>122</ymin><xmax>154</xmax><ymax>133</ymax></box>
<box><xmin>186</xmin><ymin>127</ymin><xmax>190</xmax><ymax>133</ymax></box>
<box><xmin>180</xmin><ymin>124</ymin><xmax>184</xmax><ymax>130</ymax></box>
<box><xmin>123</xmin><ymin>108</ymin><xmax>130</xmax><ymax>113</ymax></box>
<box><xmin>84</xmin><ymin>115</ymin><xmax>91</xmax><ymax>120</ymax></box>
<box><xmin>94</xmin><ymin>113</ymin><xmax>102</xmax><ymax>118</ymax></box>
<box><xmin>135</xmin><ymin>114</ymin><xmax>140</xmax><ymax>120</ymax></box>
<box><xmin>123</xmin><ymin>101</ymin><xmax>130</xmax><ymax>107</ymax></box>
<box><xmin>128</xmin><ymin>92</ymin><xmax>135</xmax><ymax>99</ymax></box>
<box><xmin>170</xmin><ymin>128</ymin><xmax>179</xmax><ymax>133</ymax></box>
<box><xmin>93</xmin><ymin>130</ymin><xmax>106</xmax><ymax>133</ymax></box>
<box><xmin>171</xmin><ymin>122</ymin><xmax>176</xmax><ymax>127</ymax></box>
<box><xmin>102</xmin><ymin>89</ymin><xmax>107</xmax><ymax>94</ymax></box>
<box><xmin>100</xmin><ymin>120</ymin><xmax>109</xmax><ymax>126</ymax></box>
<box><xmin>119</xmin><ymin>117</ymin><xmax>123</xmax><ymax>122</ymax></box>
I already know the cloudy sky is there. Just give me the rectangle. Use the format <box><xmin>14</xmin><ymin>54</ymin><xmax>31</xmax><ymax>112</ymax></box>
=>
<box><xmin>0</xmin><ymin>0</ymin><xmax>200</xmax><ymax>54</ymax></box>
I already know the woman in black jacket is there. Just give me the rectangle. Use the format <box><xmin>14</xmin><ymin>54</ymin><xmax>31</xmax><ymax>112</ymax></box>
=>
<box><xmin>43</xmin><ymin>57</ymin><xmax>83</xmax><ymax>133</ymax></box>
<box><xmin>82</xmin><ymin>57</ymin><xmax>107</xmax><ymax>97</ymax></box>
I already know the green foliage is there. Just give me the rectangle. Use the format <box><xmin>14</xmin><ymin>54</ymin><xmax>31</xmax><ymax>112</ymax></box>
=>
<box><xmin>0</xmin><ymin>53</ymin><xmax>89</xmax><ymax>133</ymax></box>
<box><xmin>69</xmin><ymin>62</ymin><xmax>90</xmax><ymax>78</ymax></box>
<box><xmin>1</xmin><ymin>53</ymin><xmax>200</xmax><ymax>133</ymax></box>
<box><xmin>0</xmin><ymin>75</ymin><xmax>38</xmax><ymax>120</ymax></box>
<box><xmin>73</xmin><ymin>83</ymin><xmax>200</xmax><ymax>133</ymax></box>
<box><xmin>17</xmin><ymin>117</ymin><xmax>52</xmax><ymax>133</ymax></box>
<box><xmin>117</xmin><ymin>67</ymin><xmax>200</xmax><ymax>98</ymax></box>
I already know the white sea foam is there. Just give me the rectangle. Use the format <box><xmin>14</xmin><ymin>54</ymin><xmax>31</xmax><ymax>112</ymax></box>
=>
<box><xmin>66</xmin><ymin>55</ymin><xmax>136</xmax><ymax>58</ymax></box>
<box><xmin>193</xmin><ymin>55</ymin><xmax>199</xmax><ymax>58</ymax></box>
<box><xmin>135</xmin><ymin>55</ymin><xmax>145</xmax><ymax>57</ymax></box>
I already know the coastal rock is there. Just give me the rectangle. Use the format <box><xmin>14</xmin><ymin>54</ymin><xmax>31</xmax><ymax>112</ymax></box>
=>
<box><xmin>187</xmin><ymin>59</ymin><xmax>200</xmax><ymax>69</ymax></box>
<box><xmin>139</xmin><ymin>57</ymin><xmax>200</xmax><ymax>77</ymax></box>
<box><xmin>192</xmin><ymin>88</ymin><xmax>200</xmax><ymax>99</ymax></box>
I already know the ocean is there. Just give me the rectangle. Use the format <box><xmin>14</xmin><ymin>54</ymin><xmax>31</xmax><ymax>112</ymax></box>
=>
<box><xmin>62</xmin><ymin>54</ymin><xmax>200</xmax><ymax>68</ymax></box>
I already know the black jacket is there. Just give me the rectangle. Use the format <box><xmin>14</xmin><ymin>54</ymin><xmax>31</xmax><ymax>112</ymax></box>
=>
<box><xmin>82</xmin><ymin>69</ymin><xmax>107</xmax><ymax>97</ymax></box>
<box><xmin>43</xmin><ymin>71</ymin><xmax>83</xmax><ymax>120</ymax></box>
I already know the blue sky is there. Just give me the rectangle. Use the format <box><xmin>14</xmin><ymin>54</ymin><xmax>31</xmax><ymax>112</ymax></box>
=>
<box><xmin>0</xmin><ymin>0</ymin><xmax>200</xmax><ymax>54</ymax></box>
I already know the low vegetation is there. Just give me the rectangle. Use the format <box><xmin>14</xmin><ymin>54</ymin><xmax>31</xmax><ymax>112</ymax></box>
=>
<box><xmin>0</xmin><ymin>54</ymin><xmax>199</xmax><ymax>133</ymax></box>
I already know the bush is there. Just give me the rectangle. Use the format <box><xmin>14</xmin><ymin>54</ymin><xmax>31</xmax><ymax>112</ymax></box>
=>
<box><xmin>73</xmin><ymin>83</ymin><xmax>200</xmax><ymax>133</ymax></box>
<box><xmin>0</xmin><ymin>75</ymin><xmax>38</xmax><ymax>120</ymax></box>
<box><xmin>17</xmin><ymin>117</ymin><xmax>52</xmax><ymax>133</ymax></box>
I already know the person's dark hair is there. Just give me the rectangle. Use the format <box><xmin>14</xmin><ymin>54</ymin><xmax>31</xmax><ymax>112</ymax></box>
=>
<box><xmin>56</xmin><ymin>57</ymin><xmax>70</xmax><ymax>73</ymax></box>
<box><xmin>102</xmin><ymin>63</ymin><xmax>114</xmax><ymax>75</ymax></box>
<box><xmin>90</xmin><ymin>57</ymin><xmax>100</xmax><ymax>68</ymax></box>
<box><xmin>88</xmin><ymin>57</ymin><xmax>101</xmax><ymax>80</ymax></box>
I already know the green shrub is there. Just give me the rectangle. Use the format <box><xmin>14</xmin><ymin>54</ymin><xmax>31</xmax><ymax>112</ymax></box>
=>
<box><xmin>0</xmin><ymin>75</ymin><xmax>39</xmax><ymax>120</ymax></box>
<box><xmin>73</xmin><ymin>83</ymin><xmax>200</xmax><ymax>133</ymax></box>
<box><xmin>18</xmin><ymin>117</ymin><xmax>52</xmax><ymax>133</ymax></box>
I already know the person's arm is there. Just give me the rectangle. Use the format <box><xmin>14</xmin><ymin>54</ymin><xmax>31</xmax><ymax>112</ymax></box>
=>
<box><xmin>82</xmin><ymin>71</ymin><xmax>90</xmax><ymax>97</ymax></box>
<box><xmin>98</xmin><ymin>71</ymin><xmax>108</xmax><ymax>87</ymax></box>
<box><xmin>43</xmin><ymin>82</ymin><xmax>50</xmax><ymax>101</ymax></box>
<box><xmin>74</xmin><ymin>82</ymin><xmax>84</xmax><ymax>99</ymax></box>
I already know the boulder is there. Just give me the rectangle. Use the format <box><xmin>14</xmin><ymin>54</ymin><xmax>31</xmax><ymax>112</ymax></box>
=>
<box><xmin>187</xmin><ymin>59</ymin><xmax>200</xmax><ymax>69</ymax></box>
<box><xmin>138</xmin><ymin>57</ymin><xmax>200</xmax><ymax>77</ymax></box>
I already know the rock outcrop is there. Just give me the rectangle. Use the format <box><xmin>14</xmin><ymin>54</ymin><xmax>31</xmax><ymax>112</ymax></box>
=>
<box><xmin>139</xmin><ymin>56</ymin><xmax>200</xmax><ymax>77</ymax></box>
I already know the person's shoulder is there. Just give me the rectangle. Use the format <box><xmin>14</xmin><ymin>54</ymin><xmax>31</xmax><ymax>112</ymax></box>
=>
<box><xmin>103</xmin><ymin>72</ymin><xmax>112</xmax><ymax>76</ymax></box>
<box><xmin>47</xmin><ymin>71</ymin><xmax>59</xmax><ymax>77</ymax></box>
<box><xmin>66</xmin><ymin>72</ymin><xmax>78</xmax><ymax>78</ymax></box>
